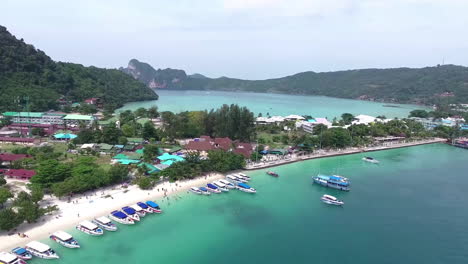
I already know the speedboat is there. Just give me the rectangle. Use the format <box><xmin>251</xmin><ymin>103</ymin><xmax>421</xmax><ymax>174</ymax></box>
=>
<box><xmin>237</xmin><ymin>173</ymin><xmax>251</xmax><ymax>180</ymax></box>
<box><xmin>145</xmin><ymin>201</ymin><xmax>162</xmax><ymax>213</ymax></box>
<box><xmin>25</xmin><ymin>241</ymin><xmax>59</xmax><ymax>259</ymax></box>
<box><xmin>321</xmin><ymin>194</ymin><xmax>344</xmax><ymax>206</ymax></box>
<box><xmin>190</xmin><ymin>187</ymin><xmax>203</xmax><ymax>195</ymax></box>
<box><xmin>50</xmin><ymin>231</ymin><xmax>80</xmax><ymax>248</ymax></box>
<box><xmin>137</xmin><ymin>202</ymin><xmax>154</xmax><ymax>214</ymax></box>
<box><xmin>109</xmin><ymin>210</ymin><xmax>134</xmax><ymax>225</ymax></box>
<box><xmin>219</xmin><ymin>179</ymin><xmax>235</xmax><ymax>189</ymax></box>
<box><xmin>199</xmin><ymin>187</ymin><xmax>211</xmax><ymax>195</ymax></box>
<box><xmin>226</xmin><ymin>175</ymin><xmax>243</xmax><ymax>184</ymax></box>
<box><xmin>130</xmin><ymin>204</ymin><xmax>147</xmax><ymax>217</ymax></box>
<box><xmin>76</xmin><ymin>220</ymin><xmax>104</xmax><ymax>236</ymax></box>
<box><xmin>0</xmin><ymin>252</ymin><xmax>27</xmax><ymax>264</ymax></box>
<box><xmin>10</xmin><ymin>248</ymin><xmax>32</xmax><ymax>261</ymax></box>
<box><xmin>212</xmin><ymin>181</ymin><xmax>229</xmax><ymax>192</ymax></box>
<box><xmin>122</xmin><ymin>206</ymin><xmax>141</xmax><ymax>221</ymax></box>
<box><xmin>206</xmin><ymin>183</ymin><xmax>222</xmax><ymax>193</ymax></box>
<box><xmin>233</xmin><ymin>174</ymin><xmax>250</xmax><ymax>182</ymax></box>
<box><xmin>93</xmin><ymin>216</ymin><xmax>118</xmax><ymax>231</ymax></box>
<box><xmin>236</xmin><ymin>183</ymin><xmax>256</xmax><ymax>193</ymax></box>
<box><xmin>362</xmin><ymin>156</ymin><xmax>379</xmax><ymax>164</ymax></box>
<box><xmin>313</xmin><ymin>174</ymin><xmax>351</xmax><ymax>191</ymax></box>
<box><xmin>266</xmin><ymin>171</ymin><xmax>279</xmax><ymax>177</ymax></box>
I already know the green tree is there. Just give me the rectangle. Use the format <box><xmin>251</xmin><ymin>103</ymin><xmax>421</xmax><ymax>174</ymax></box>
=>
<box><xmin>107</xmin><ymin>164</ymin><xmax>129</xmax><ymax>184</ymax></box>
<box><xmin>31</xmin><ymin>160</ymin><xmax>71</xmax><ymax>188</ymax></box>
<box><xmin>136</xmin><ymin>177</ymin><xmax>154</xmax><ymax>190</ymax></box>
<box><xmin>0</xmin><ymin>208</ymin><xmax>23</xmax><ymax>230</ymax></box>
<box><xmin>121</xmin><ymin>123</ymin><xmax>135</xmax><ymax>137</ymax></box>
<box><xmin>135</xmin><ymin>107</ymin><xmax>148</xmax><ymax>118</ymax></box>
<box><xmin>142</xmin><ymin>121</ymin><xmax>158</xmax><ymax>140</ymax></box>
<box><xmin>341</xmin><ymin>113</ymin><xmax>355</xmax><ymax>125</ymax></box>
<box><xmin>147</xmin><ymin>106</ymin><xmax>159</xmax><ymax>118</ymax></box>
<box><xmin>0</xmin><ymin>177</ymin><xmax>6</xmax><ymax>186</ymax></box>
<box><xmin>0</xmin><ymin>188</ymin><xmax>13</xmax><ymax>208</ymax></box>
<box><xmin>409</xmin><ymin>110</ymin><xmax>430</xmax><ymax>118</ymax></box>
<box><xmin>143</xmin><ymin>144</ymin><xmax>159</xmax><ymax>162</ymax></box>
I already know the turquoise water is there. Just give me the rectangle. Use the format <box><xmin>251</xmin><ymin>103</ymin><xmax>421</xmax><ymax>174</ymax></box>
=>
<box><xmin>117</xmin><ymin>90</ymin><xmax>428</xmax><ymax>118</ymax></box>
<box><xmin>30</xmin><ymin>144</ymin><xmax>468</xmax><ymax>264</ymax></box>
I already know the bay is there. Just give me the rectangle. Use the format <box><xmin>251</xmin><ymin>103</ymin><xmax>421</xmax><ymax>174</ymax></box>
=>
<box><xmin>31</xmin><ymin>144</ymin><xmax>468</xmax><ymax>264</ymax></box>
<box><xmin>117</xmin><ymin>90</ymin><xmax>428</xmax><ymax>118</ymax></box>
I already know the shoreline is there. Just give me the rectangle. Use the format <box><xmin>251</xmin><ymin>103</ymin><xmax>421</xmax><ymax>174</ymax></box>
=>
<box><xmin>0</xmin><ymin>173</ymin><xmax>223</xmax><ymax>252</ymax></box>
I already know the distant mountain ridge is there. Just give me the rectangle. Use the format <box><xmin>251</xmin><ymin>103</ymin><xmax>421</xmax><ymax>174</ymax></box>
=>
<box><xmin>121</xmin><ymin>59</ymin><xmax>468</xmax><ymax>105</ymax></box>
<box><xmin>0</xmin><ymin>26</ymin><xmax>158</xmax><ymax>112</ymax></box>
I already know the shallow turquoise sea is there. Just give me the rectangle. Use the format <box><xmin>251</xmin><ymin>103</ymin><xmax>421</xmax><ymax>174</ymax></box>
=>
<box><xmin>117</xmin><ymin>90</ymin><xmax>428</xmax><ymax>118</ymax></box>
<box><xmin>30</xmin><ymin>144</ymin><xmax>468</xmax><ymax>264</ymax></box>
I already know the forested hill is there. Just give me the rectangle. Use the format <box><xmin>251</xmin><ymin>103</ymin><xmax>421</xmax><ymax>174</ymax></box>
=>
<box><xmin>0</xmin><ymin>26</ymin><xmax>158</xmax><ymax>112</ymax></box>
<box><xmin>121</xmin><ymin>59</ymin><xmax>468</xmax><ymax>105</ymax></box>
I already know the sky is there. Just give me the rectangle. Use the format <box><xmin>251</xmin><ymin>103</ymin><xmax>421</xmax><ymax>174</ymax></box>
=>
<box><xmin>3</xmin><ymin>0</ymin><xmax>468</xmax><ymax>79</ymax></box>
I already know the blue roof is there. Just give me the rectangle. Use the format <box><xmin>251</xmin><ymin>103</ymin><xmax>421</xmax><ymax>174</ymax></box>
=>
<box><xmin>137</xmin><ymin>202</ymin><xmax>148</xmax><ymax>209</ymax></box>
<box><xmin>330</xmin><ymin>176</ymin><xmax>344</xmax><ymax>181</ymax></box>
<box><xmin>238</xmin><ymin>183</ymin><xmax>251</xmax><ymax>189</ymax></box>
<box><xmin>53</xmin><ymin>133</ymin><xmax>77</xmax><ymax>139</ymax></box>
<box><xmin>199</xmin><ymin>187</ymin><xmax>208</xmax><ymax>191</ymax></box>
<box><xmin>122</xmin><ymin>206</ymin><xmax>136</xmax><ymax>214</ymax></box>
<box><xmin>111</xmin><ymin>210</ymin><xmax>127</xmax><ymax>219</ymax></box>
<box><xmin>13</xmin><ymin>247</ymin><xmax>27</xmax><ymax>254</ymax></box>
<box><xmin>146</xmin><ymin>201</ymin><xmax>159</xmax><ymax>208</ymax></box>
<box><xmin>207</xmin><ymin>183</ymin><xmax>217</xmax><ymax>189</ymax></box>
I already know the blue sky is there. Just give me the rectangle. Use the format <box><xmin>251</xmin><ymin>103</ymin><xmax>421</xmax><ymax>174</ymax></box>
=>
<box><xmin>3</xmin><ymin>0</ymin><xmax>468</xmax><ymax>79</ymax></box>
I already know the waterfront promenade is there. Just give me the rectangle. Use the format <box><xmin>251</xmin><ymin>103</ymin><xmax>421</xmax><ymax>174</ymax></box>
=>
<box><xmin>245</xmin><ymin>138</ymin><xmax>447</xmax><ymax>170</ymax></box>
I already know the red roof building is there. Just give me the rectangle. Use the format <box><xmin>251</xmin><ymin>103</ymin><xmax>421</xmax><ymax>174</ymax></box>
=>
<box><xmin>185</xmin><ymin>141</ymin><xmax>215</xmax><ymax>152</ymax></box>
<box><xmin>214</xmin><ymin>137</ymin><xmax>232</xmax><ymax>151</ymax></box>
<box><xmin>0</xmin><ymin>137</ymin><xmax>35</xmax><ymax>143</ymax></box>
<box><xmin>4</xmin><ymin>169</ymin><xmax>36</xmax><ymax>180</ymax></box>
<box><xmin>0</xmin><ymin>153</ymin><xmax>31</xmax><ymax>162</ymax></box>
<box><xmin>233</xmin><ymin>142</ymin><xmax>254</xmax><ymax>158</ymax></box>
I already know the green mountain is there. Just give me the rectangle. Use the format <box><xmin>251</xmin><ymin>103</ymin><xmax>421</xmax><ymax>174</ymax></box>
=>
<box><xmin>0</xmin><ymin>26</ymin><xmax>158</xmax><ymax>112</ymax></box>
<box><xmin>121</xmin><ymin>59</ymin><xmax>468</xmax><ymax>105</ymax></box>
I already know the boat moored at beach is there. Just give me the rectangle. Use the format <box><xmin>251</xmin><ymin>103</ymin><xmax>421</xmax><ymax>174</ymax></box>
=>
<box><xmin>25</xmin><ymin>241</ymin><xmax>59</xmax><ymax>259</ymax></box>
<box><xmin>321</xmin><ymin>194</ymin><xmax>344</xmax><ymax>206</ymax></box>
<box><xmin>122</xmin><ymin>206</ymin><xmax>141</xmax><ymax>221</ymax></box>
<box><xmin>213</xmin><ymin>181</ymin><xmax>229</xmax><ymax>192</ymax></box>
<box><xmin>190</xmin><ymin>187</ymin><xmax>203</xmax><ymax>195</ymax></box>
<box><xmin>145</xmin><ymin>201</ymin><xmax>163</xmax><ymax>213</ymax></box>
<box><xmin>266</xmin><ymin>171</ymin><xmax>279</xmax><ymax>177</ymax></box>
<box><xmin>226</xmin><ymin>175</ymin><xmax>244</xmax><ymax>183</ymax></box>
<box><xmin>76</xmin><ymin>220</ymin><xmax>104</xmax><ymax>236</ymax></box>
<box><xmin>236</xmin><ymin>183</ymin><xmax>257</xmax><ymax>193</ymax></box>
<box><xmin>109</xmin><ymin>210</ymin><xmax>135</xmax><ymax>225</ymax></box>
<box><xmin>313</xmin><ymin>174</ymin><xmax>350</xmax><ymax>191</ymax></box>
<box><xmin>0</xmin><ymin>252</ymin><xmax>27</xmax><ymax>264</ymax></box>
<box><xmin>130</xmin><ymin>204</ymin><xmax>147</xmax><ymax>217</ymax></box>
<box><xmin>362</xmin><ymin>156</ymin><xmax>379</xmax><ymax>163</ymax></box>
<box><xmin>137</xmin><ymin>202</ymin><xmax>154</xmax><ymax>214</ymax></box>
<box><xmin>219</xmin><ymin>179</ymin><xmax>235</xmax><ymax>189</ymax></box>
<box><xmin>206</xmin><ymin>183</ymin><xmax>222</xmax><ymax>193</ymax></box>
<box><xmin>199</xmin><ymin>187</ymin><xmax>211</xmax><ymax>195</ymax></box>
<box><xmin>236</xmin><ymin>173</ymin><xmax>251</xmax><ymax>180</ymax></box>
<box><xmin>93</xmin><ymin>216</ymin><xmax>118</xmax><ymax>231</ymax></box>
<box><xmin>10</xmin><ymin>248</ymin><xmax>31</xmax><ymax>261</ymax></box>
<box><xmin>50</xmin><ymin>231</ymin><xmax>80</xmax><ymax>248</ymax></box>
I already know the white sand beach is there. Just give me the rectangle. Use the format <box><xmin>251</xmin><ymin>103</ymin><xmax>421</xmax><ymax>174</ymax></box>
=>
<box><xmin>0</xmin><ymin>173</ymin><xmax>224</xmax><ymax>252</ymax></box>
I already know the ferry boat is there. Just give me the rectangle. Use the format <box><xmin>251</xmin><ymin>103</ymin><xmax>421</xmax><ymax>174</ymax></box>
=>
<box><xmin>10</xmin><ymin>248</ymin><xmax>32</xmax><ymax>261</ymax></box>
<box><xmin>122</xmin><ymin>206</ymin><xmax>141</xmax><ymax>221</ymax></box>
<box><xmin>313</xmin><ymin>174</ymin><xmax>350</xmax><ymax>191</ymax></box>
<box><xmin>109</xmin><ymin>210</ymin><xmax>134</xmax><ymax>225</ymax></box>
<box><xmin>266</xmin><ymin>171</ymin><xmax>279</xmax><ymax>177</ymax></box>
<box><xmin>93</xmin><ymin>216</ymin><xmax>118</xmax><ymax>231</ymax></box>
<box><xmin>226</xmin><ymin>175</ymin><xmax>244</xmax><ymax>184</ymax></box>
<box><xmin>25</xmin><ymin>241</ymin><xmax>59</xmax><ymax>259</ymax></box>
<box><xmin>49</xmin><ymin>231</ymin><xmax>80</xmax><ymax>248</ymax></box>
<box><xmin>321</xmin><ymin>194</ymin><xmax>344</xmax><ymax>206</ymax></box>
<box><xmin>206</xmin><ymin>183</ymin><xmax>222</xmax><ymax>193</ymax></box>
<box><xmin>362</xmin><ymin>156</ymin><xmax>379</xmax><ymax>164</ymax></box>
<box><xmin>190</xmin><ymin>187</ymin><xmax>203</xmax><ymax>195</ymax></box>
<box><xmin>145</xmin><ymin>201</ymin><xmax>162</xmax><ymax>213</ymax></box>
<box><xmin>130</xmin><ymin>204</ymin><xmax>147</xmax><ymax>217</ymax></box>
<box><xmin>212</xmin><ymin>181</ymin><xmax>229</xmax><ymax>192</ymax></box>
<box><xmin>0</xmin><ymin>252</ymin><xmax>27</xmax><ymax>264</ymax></box>
<box><xmin>219</xmin><ymin>179</ymin><xmax>235</xmax><ymax>189</ymax></box>
<box><xmin>237</xmin><ymin>173</ymin><xmax>251</xmax><ymax>180</ymax></box>
<box><xmin>76</xmin><ymin>220</ymin><xmax>104</xmax><ymax>236</ymax></box>
<box><xmin>137</xmin><ymin>202</ymin><xmax>154</xmax><ymax>214</ymax></box>
<box><xmin>236</xmin><ymin>183</ymin><xmax>256</xmax><ymax>193</ymax></box>
<box><xmin>199</xmin><ymin>187</ymin><xmax>211</xmax><ymax>195</ymax></box>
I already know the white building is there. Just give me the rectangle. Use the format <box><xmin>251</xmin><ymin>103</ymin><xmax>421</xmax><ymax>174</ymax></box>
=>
<box><xmin>298</xmin><ymin>118</ymin><xmax>333</xmax><ymax>134</ymax></box>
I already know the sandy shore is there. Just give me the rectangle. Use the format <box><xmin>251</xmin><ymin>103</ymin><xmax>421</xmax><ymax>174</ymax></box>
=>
<box><xmin>0</xmin><ymin>173</ymin><xmax>223</xmax><ymax>252</ymax></box>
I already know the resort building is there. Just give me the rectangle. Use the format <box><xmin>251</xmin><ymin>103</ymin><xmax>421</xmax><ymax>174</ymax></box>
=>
<box><xmin>284</xmin><ymin>115</ymin><xmax>306</xmax><ymax>121</ymax></box>
<box><xmin>1</xmin><ymin>111</ymin><xmax>95</xmax><ymax>127</ymax></box>
<box><xmin>63</xmin><ymin>114</ymin><xmax>95</xmax><ymax>126</ymax></box>
<box><xmin>2</xmin><ymin>169</ymin><xmax>36</xmax><ymax>180</ymax></box>
<box><xmin>255</xmin><ymin>116</ymin><xmax>285</xmax><ymax>125</ymax></box>
<box><xmin>0</xmin><ymin>153</ymin><xmax>31</xmax><ymax>166</ymax></box>
<box><xmin>2</xmin><ymin>112</ymin><xmax>44</xmax><ymax>124</ymax></box>
<box><xmin>297</xmin><ymin>118</ymin><xmax>332</xmax><ymax>134</ymax></box>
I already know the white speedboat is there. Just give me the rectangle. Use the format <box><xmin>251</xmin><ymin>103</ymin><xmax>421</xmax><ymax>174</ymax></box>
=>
<box><xmin>0</xmin><ymin>252</ymin><xmax>27</xmax><ymax>264</ymax></box>
<box><xmin>109</xmin><ymin>210</ymin><xmax>135</xmax><ymax>225</ymax></box>
<box><xmin>206</xmin><ymin>183</ymin><xmax>222</xmax><ymax>193</ymax></box>
<box><xmin>190</xmin><ymin>187</ymin><xmax>203</xmax><ymax>195</ymax></box>
<box><xmin>226</xmin><ymin>175</ymin><xmax>243</xmax><ymax>184</ymax></box>
<box><xmin>137</xmin><ymin>202</ymin><xmax>154</xmax><ymax>214</ymax></box>
<box><xmin>145</xmin><ymin>201</ymin><xmax>162</xmax><ymax>213</ymax></box>
<box><xmin>236</xmin><ymin>173</ymin><xmax>251</xmax><ymax>180</ymax></box>
<box><xmin>10</xmin><ymin>247</ymin><xmax>32</xmax><ymax>261</ymax></box>
<box><xmin>362</xmin><ymin>156</ymin><xmax>379</xmax><ymax>164</ymax></box>
<box><xmin>219</xmin><ymin>179</ymin><xmax>235</xmax><ymax>189</ymax></box>
<box><xmin>25</xmin><ymin>241</ymin><xmax>59</xmax><ymax>259</ymax></box>
<box><xmin>93</xmin><ymin>216</ymin><xmax>118</xmax><ymax>231</ymax></box>
<box><xmin>76</xmin><ymin>220</ymin><xmax>104</xmax><ymax>236</ymax></box>
<box><xmin>212</xmin><ymin>181</ymin><xmax>229</xmax><ymax>192</ymax></box>
<box><xmin>236</xmin><ymin>183</ymin><xmax>256</xmax><ymax>193</ymax></box>
<box><xmin>321</xmin><ymin>194</ymin><xmax>344</xmax><ymax>206</ymax></box>
<box><xmin>122</xmin><ymin>206</ymin><xmax>141</xmax><ymax>221</ymax></box>
<box><xmin>199</xmin><ymin>187</ymin><xmax>211</xmax><ymax>195</ymax></box>
<box><xmin>130</xmin><ymin>204</ymin><xmax>147</xmax><ymax>217</ymax></box>
<box><xmin>50</xmin><ymin>231</ymin><xmax>80</xmax><ymax>248</ymax></box>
